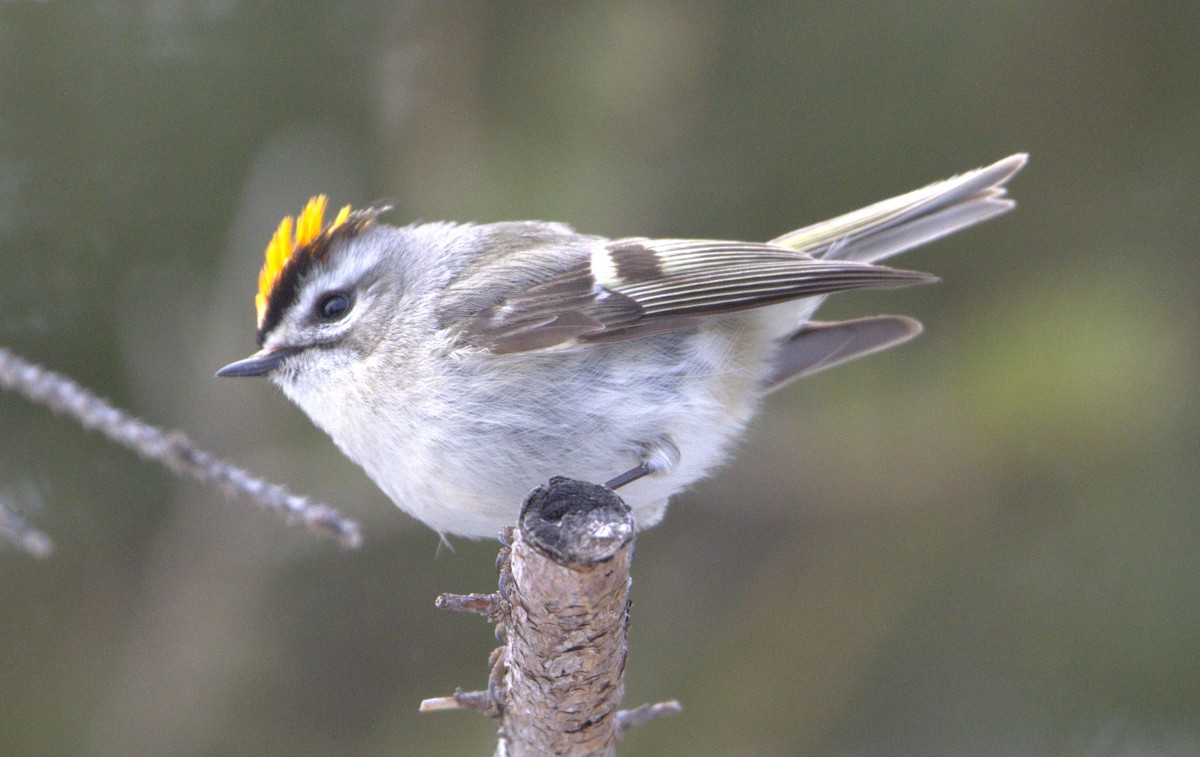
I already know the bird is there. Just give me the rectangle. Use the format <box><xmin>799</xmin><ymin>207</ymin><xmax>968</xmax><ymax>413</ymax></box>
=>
<box><xmin>217</xmin><ymin>154</ymin><xmax>1026</xmax><ymax>538</ymax></box>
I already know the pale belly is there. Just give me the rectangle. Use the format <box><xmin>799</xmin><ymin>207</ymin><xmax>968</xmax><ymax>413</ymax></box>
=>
<box><xmin>287</xmin><ymin>313</ymin><xmax>785</xmax><ymax>538</ymax></box>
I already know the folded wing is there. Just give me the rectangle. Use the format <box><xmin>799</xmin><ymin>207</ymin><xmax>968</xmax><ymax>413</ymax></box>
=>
<box><xmin>464</xmin><ymin>240</ymin><xmax>934</xmax><ymax>354</ymax></box>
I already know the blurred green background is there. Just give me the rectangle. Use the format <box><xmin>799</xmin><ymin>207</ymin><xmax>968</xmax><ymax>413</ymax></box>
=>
<box><xmin>1</xmin><ymin>2</ymin><xmax>1197</xmax><ymax>755</ymax></box>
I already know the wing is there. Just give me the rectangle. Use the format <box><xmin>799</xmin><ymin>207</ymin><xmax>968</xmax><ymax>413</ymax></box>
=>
<box><xmin>456</xmin><ymin>154</ymin><xmax>1025</xmax><ymax>355</ymax></box>
<box><xmin>460</xmin><ymin>238</ymin><xmax>935</xmax><ymax>354</ymax></box>
<box><xmin>762</xmin><ymin>315</ymin><xmax>923</xmax><ymax>393</ymax></box>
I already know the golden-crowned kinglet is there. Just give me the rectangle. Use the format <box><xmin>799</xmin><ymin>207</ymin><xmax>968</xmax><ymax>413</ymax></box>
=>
<box><xmin>218</xmin><ymin>154</ymin><xmax>1026</xmax><ymax>537</ymax></box>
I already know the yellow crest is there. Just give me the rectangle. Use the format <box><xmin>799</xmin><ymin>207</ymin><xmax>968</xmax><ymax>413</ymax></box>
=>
<box><xmin>256</xmin><ymin>196</ymin><xmax>352</xmax><ymax>327</ymax></box>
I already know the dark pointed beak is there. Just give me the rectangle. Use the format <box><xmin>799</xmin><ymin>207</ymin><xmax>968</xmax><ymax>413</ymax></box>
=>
<box><xmin>215</xmin><ymin>347</ymin><xmax>295</xmax><ymax>378</ymax></box>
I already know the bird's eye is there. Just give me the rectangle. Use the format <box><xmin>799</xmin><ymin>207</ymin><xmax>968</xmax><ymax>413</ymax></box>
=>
<box><xmin>316</xmin><ymin>292</ymin><xmax>352</xmax><ymax>321</ymax></box>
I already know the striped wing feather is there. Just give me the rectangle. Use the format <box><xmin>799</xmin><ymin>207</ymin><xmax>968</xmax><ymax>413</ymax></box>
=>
<box><xmin>464</xmin><ymin>239</ymin><xmax>934</xmax><ymax>354</ymax></box>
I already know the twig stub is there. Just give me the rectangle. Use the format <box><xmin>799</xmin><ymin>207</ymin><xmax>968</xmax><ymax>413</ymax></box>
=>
<box><xmin>519</xmin><ymin>476</ymin><xmax>634</xmax><ymax>567</ymax></box>
<box><xmin>616</xmin><ymin>700</ymin><xmax>683</xmax><ymax>740</ymax></box>
<box><xmin>434</xmin><ymin>592</ymin><xmax>502</xmax><ymax>617</ymax></box>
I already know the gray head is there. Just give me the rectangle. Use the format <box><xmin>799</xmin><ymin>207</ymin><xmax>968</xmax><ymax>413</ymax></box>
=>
<box><xmin>215</xmin><ymin>196</ymin><xmax>584</xmax><ymax>389</ymax></box>
<box><xmin>215</xmin><ymin>197</ymin><xmax>419</xmax><ymax>386</ymax></box>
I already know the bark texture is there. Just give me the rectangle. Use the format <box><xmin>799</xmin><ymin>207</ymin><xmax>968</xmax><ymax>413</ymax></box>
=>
<box><xmin>499</xmin><ymin>477</ymin><xmax>635</xmax><ymax>757</ymax></box>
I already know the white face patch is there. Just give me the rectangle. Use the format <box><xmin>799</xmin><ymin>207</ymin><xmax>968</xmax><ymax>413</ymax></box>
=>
<box><xmin>305</xmin><ymin>245</ymin><xmax>381</xmax><ymax>303</ymax></box>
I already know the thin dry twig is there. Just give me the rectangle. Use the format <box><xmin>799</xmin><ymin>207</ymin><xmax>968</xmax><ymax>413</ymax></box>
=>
<box><xmin>0</xmin><ymin>346</ymin><xmax>361</xmax><ymax>548</ymax></box>
<box><xmin>616</xmin><ymin>700</ymin><xmax>683</xmax><ymax>740</ymax></box>
<box><xmin>434</xmin><ymin>592</ymin><xmax>502</xmax><ymax>616</ymax></box>
<box><xmin>418</xmin><ymin>688</ymin><xmax>493</xmax><ymax>714</ymax></box>
<box><xmin>0</xmin><ymin>497</ymin><xmax>54</xmax><ymax>559</ymax></box>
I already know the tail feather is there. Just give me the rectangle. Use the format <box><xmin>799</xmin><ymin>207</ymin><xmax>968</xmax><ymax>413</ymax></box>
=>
<box><xmin>770</xmin><ymin>153</ymin><xmax>1027</xmax><ymax>265</ymax></box>
<box><xmin>763</xmin><ymin>315</ymin><xmax>924</xmax><ymax>393</ymax></box>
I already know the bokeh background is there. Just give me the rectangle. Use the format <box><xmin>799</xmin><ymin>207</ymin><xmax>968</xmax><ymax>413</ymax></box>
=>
<box><xmin>2</xmin><ymin>3</ymin><xmax>1197</xmax><ymax>755</ymax></box>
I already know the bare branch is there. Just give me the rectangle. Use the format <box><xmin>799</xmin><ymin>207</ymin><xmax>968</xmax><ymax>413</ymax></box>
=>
<box><xmin>0</xmin><ymin>346</ymin><xmax>361</xmax><ymax>548</ymax></box>
<box><xmin>423</xmin><ymin>479</ymin><xmax>680</xmax><ymax>753</ymax></box>
<box><xmin>0</xmin><ymin>497</ymin><xmax>53</xmax><ymax>559</ymax></box>
<box><xmin>508</xmin><ymin>478</ymin><xmax>637</xmax><ymax>755</ymax></box>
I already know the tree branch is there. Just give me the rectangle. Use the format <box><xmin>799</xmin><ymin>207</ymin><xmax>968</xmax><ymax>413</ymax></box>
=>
<box><xmin>424</xmin><ymin>477</ymin><xmax>679</xmax><ymax>755</ymax></box>
<box><xmin>0</xmin><ymin>497</ymin><xmax>53</xmax><ymax>559</ymax></box>
<box><xmin>0</xmin><ymin>346</ymin><xmax>361</xmax><ymax>548</ymax></box>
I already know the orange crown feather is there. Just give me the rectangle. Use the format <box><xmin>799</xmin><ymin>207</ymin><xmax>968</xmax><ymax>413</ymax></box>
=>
<box><xmin>256</xmin><ymin>195</ymin><xmax>353</xmax><ymax>328</ymax></box>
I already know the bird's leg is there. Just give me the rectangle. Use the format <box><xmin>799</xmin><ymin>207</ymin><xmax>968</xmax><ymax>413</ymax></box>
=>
<box><xmin>604</xmin><ymin>463</ymin><xmax>652</xmax><ymax>490</ymax></box>
<box><xmin>604</xmin><ymin>437</ymin><xmax>680</xmax><ymax>490</ymax></box>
